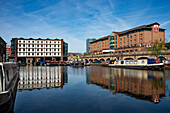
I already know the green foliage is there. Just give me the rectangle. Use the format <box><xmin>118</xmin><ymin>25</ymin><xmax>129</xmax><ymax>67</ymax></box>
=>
<box><xmin>165</xmin><ymin>42</ymin><xmax>170</xmax><ymax>48</ymax></box>
<box><xmin>148</xmin><ymin>40</ymin><xmax>165</xmax><ymax>59</ymax></box>
<box><xmin>84</xmin><ymin>53</ymin><xmax>90</xmax><ymax>56</ymax></box>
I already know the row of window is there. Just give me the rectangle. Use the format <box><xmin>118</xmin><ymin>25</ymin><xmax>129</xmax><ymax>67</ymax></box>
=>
<box><xmin>120</xmin><ymin>39</ymin><xmax>143</xmax><ymax>45</ymax></box>
<box><xmin>18</xmin><ymin>53</ymin><xmax>61</xmax><ymax>56</ymax></box>
<box><xmin>120</xmin><ymin>34</ymin><xmax>142</xmax><ymax>41</ymax></box>
<box><xmin>91</xmin><ymin>45</ymin><xmax>109</xmax><ymax>49</ymax></box>
<box><xmin>18</xmin><ymin>49</ymin><xmax>60</xmax><ymax>52</ymax></box>
<box><xmin>119</xmin><ymin>43</ymin><xmax>152</xmax><ymax>48</ymax></box>
<box><xmin>18</xmin><ymin>44</ymin><xmax>61</xmax><ymax>48</ymax></box>
<box><xmin>18</xmin><ymin>40</ymin><xmax>60</xmax><ymax>44</ymax></box>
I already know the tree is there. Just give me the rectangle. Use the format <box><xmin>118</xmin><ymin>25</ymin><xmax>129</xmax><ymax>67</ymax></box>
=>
<box><xmin>148</xmin><ymin>40</ymin><xmax>165</xmax><ymax>59</ymax></box>
<box><xmin>84</xmin><ymin>52</ymin><xmax>90</xmax><ymax>56</ymax></box>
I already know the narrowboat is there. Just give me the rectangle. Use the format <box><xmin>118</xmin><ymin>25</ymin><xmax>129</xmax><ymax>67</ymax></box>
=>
<box><xmin>109</xmin><ymin>59</ymin><xmax>164</xmax><ymax>70</ymax></box>
<box><xmin>70</xmin><ymin>61</ymin><xmax>84</xmax><ymax>67</ymax></box>
<box><xmin>163</xmin><ymin>60</ymin><xmax>170</xmax><ymax>65</ymax></box>
<box><xmin>0</xmin><ymin>62</ymin><xmax>19</xmax><ymax>113</ymax></box>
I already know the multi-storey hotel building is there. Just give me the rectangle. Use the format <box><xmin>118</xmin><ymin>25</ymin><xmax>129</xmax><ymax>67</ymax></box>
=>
<box><xmin>10</xmin><ymin>38</ymin><xmax>68</xmax><ymax>64</ymax></box>
<box><xmin>90</xmin><ymin>22</ymin><xmax>165</xmax><ymax>54</ymax></box>
<box><xmin>90</xmin><ymin>36</ymin><xmax>110</xmax><ymax>54</ymax></box>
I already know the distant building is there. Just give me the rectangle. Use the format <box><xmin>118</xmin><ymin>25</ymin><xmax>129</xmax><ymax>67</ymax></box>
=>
<box><xmin>67</xmin><ymin>53</ymin><xmax>82</xmax><ymax>61</ymax></box>
<box><xmin>0</xmin><ymin>37</ymin><xmax>7</xmax><ymax>62</ymax></box>
<box><xmin>6</xmin><ymin>46</ymin><xmax>11</xmax><ymax>60</ymax></box>
<box><xmin>90</xmin><ymin>22</ymin><xmax>165</xmax><ymax>54</ymax></box>
<box><xmin>86</xmin><ymin>38</ymin><xmax>96</xmax><ymax>54</ymax></box>
<box><xmin>10</xmin><ymin>38</ymin><xmax>68</xmax><ymax>64</ymax></box>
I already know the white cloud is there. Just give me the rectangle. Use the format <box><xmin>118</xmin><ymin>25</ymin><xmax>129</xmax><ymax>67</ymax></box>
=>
<box><xmin>161</xmin><ymin>20</ymin><xmax>170</xmax><ymax>26</ymax></box>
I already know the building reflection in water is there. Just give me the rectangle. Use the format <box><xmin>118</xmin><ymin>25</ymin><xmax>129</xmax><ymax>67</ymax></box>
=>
<box><xmin>18</xmin><ymin>66</ymin><xmax>68</xmax><ymax>90</ymax></box>
<box><xmin>88</xmin><ymin>66</ymin><xmax>165</xmax><ymax>103</ymax></box>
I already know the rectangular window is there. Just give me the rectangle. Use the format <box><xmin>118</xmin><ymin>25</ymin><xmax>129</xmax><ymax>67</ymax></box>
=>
<box><xmin>134</xmin><ymin>35</ymin><xmax>136</xmax><ymax>37</ymax></box>
<box><xmin>140</xmin><ymin>34</ymin><xmax>142</xmax><ymax>37</ymax></box>
<box><xmin>134</xmin><ymin>39</ymin><xmax>136</xmax><ymax>42</ymax></box>
<box><xmin>130</xmin><ymin>36</ymin><xmax>132</xmax><ymax>38</ymax></box>
<box><xmin>140</xmin><ymin>39</ymin><xmax>143</xmax><ymax>41</ymax></box>
<box><xmin>130</xmin><ymin>40</ymin><xmax>132</xmax><ymax>43</ymax></box>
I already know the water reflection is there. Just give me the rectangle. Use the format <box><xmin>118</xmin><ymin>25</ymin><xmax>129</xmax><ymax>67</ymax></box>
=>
<box><xmin>18</xmin><ymin>66</ymin><xmax>68</xmax><ymax>90</ymax></box>
<box><xmin>88</xmin><ymin>66</ymin><xmax>165</xmax><ymax>103</ymax></box>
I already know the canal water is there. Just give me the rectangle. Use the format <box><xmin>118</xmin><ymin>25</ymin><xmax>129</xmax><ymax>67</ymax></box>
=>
<box><xmin>14</xmin><ymin>66</ymin><xmax>170</xmax><ymax>113</ymax></box>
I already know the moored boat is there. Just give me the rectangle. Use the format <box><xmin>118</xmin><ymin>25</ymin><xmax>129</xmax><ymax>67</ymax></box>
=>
<box><xmin>0</xmin><ymin>62</ymin><xmax>19</xmax><ymax>113</ymax></box>
<box><xmin>163</xmin><ymin>60</ymin><xmax>170</xmax><ymax>65</ymax></box>
<box><xmin>109</xmin><ymin>59</ymin><xmax>164</xmax><ymax>70</ymax></box>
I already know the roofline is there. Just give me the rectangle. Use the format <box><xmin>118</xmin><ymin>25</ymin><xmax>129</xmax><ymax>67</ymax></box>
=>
<box><xmin>11</xmin><ymin>37</ymin><xmax>63</xmax><ymax>41</ymax></box>
<box><xmin>0</xmin><ymin>37</ymin><xmax>7</xmax><ymax>44</ymax></box>
<box><xmin>90</xmin><ymin>35</ymin><xmax>110</xmax><ymax>43</ymax></box>
<box><xmin>112</xmin><ymin>22</ymin><xmax>165</xmax><ymax>35</ymax></box>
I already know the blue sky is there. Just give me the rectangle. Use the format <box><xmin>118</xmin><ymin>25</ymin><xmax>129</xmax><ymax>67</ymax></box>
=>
<box><xmin>0</xmin><ymin>0</ymin><xmax>170</xmax><ymax>53</ymax></box>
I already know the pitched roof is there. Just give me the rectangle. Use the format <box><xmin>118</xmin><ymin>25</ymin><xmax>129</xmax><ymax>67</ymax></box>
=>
<box><xmin>113</xmin><ymin>22</ymin><xmax>165</xmax><ymax>35</ymax></box>
<box><xmin>0</xmin><ymin>37</ymin><xmax>7</xmax><ymax>44</ymax></box>
<box><xmin>91</xmin><ymin>35</ymin><xmax>109</xmax><ymax>43</ymax></box>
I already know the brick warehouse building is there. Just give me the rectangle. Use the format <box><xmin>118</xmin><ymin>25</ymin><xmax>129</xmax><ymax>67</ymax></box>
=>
<box><xmin>90</xmin><ymin>22</ymin><xmax>165</xmax><ymax>54</ymax></box>
<box><xmin>10</xmin><ymin>38</ymin><xmax>68</xmax><ymax>64</ymax></box>
<box><xmin>0</xmin><ymin>37</ymin><xmax>7</xmax><ymax>62</ymax></box>
<box><xmin>6</xmin><ymin>46</ymin><xmax>11</xmax><ymax>60</ymax></box>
